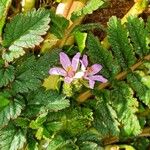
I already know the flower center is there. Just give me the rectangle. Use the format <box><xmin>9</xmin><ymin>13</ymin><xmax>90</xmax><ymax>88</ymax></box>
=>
<box><xmin>66</xmin><ymin>66</ymin><xmax>75</xmax><ymax>77</ymax></box>
<box><xmin>87</xmin><ymin>67</ymin><xmax>93</xmax><ymax>75</ymax></box>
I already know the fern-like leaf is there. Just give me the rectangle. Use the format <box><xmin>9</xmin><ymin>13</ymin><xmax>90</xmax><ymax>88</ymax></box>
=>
<box><xmin>50</xmin><ymin>11</ymin><xmax>69</xmax><ymax>39</ymax></box>
<box><xmin>0</xmin><ymin>65</ymin><xmax>15</xmax><ymax>87</ymax></box>
<box><xmin>93</xmin><ymin>90</ymin><xmax>120</xmax><ymax>137</ymax></box>
<box><xmin>28</xmin><ymin>88</ymin><xmax>70</xmax><ymax>112</ymax></box>
<box><xmin>108</xmin><ymin>16</ymin><xmax>136</xmax><ymax>69</ymax></box>
<box><xmin>0</xmin><ymin>95</ymin><xmax>24</xmax><ymax>128</ymax></box>
<box><xmin>127</xmin><ymin>72</ymin><xmax>150</xmax><ymax>108</ymax></box>
<box><xmin>0</xmin><ymin>123</ymin><xmax>26</xmax><ymax>150</ymax></box>
<box><xmin>127</xmin><ymin>16</ymin><xmax>149</xmax><ymax>57</ymax></box>
<box><xmin>111</xmin><ymin>82</ymin><xmax>141</xmax><ymax>137</ymax></box>
<box><xmin>12</xmin><ymin>50</ymin><xmax>59</xmax><ymax>94</ymax></box>
<box><xmin>87</xmin><ymin>33</ymin><xmax>120</xmax><ymax>78</ymax></box>
<box><xmin>71</xmin><ymin>0</ymin><xmax>105</xmax><ymax>21</ymax></box>
<box><xmin>2</xmin><ymin>8</ymin><xmax>50</xmax><ymax>62</ymax></box>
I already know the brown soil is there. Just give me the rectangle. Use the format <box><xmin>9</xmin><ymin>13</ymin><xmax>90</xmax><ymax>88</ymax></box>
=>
<box><xmin>83</xmin><ymin>0</ymin><xmax>134</xmax><ymax>40</ymax></box>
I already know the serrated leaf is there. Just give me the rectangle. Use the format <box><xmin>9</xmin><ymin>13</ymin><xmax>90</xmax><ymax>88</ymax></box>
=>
<box><xmin>74</xmin><ymin>31</ymin><xmax>87</xmax><ymax>53</ymax></box>
<box><xmin>80</xmin><ymin>141</ymin><xmax>100</xmax><ymax>150</ymax></box>
<box><xmin>0</xmin><ymin>65</ymin><xmax>15</xmax><ymax>87</ymax></box>
<box><xmin>0</xmin><ymin>92</ymin><xmax>10</xmax><ymax>107</ymax></box>
<box><xmin>108</xmin><ymin>16</ymin><xmax>136</xmax><ymax>69</ymax></box>
<box><xmin>47</xmin><ymin>135</ymin><xmax>70</xmax><ymax>150</ymax></box>
<box><xmin>93</xmin><ymin>90</ymin><xmax>120</xmax><ymax>137</ymax></box>
<box><xmin>127</xmin><ymin>73</ymin><xmax>150</xmax><ymax>108</ymax></box>
<box><xmin>29</xmin><ymin>112</ymin><xmax>48</xmax><ymax>129</ymax></box>
<box><xmin>146</xmin><ymin>17</ymin><xmax>150</xmax><ymax>33</ymax></box>
<box><xmin>71</xmin><ymin>0</ymin><xmax>105</xmax><ymax>21</ymax></box>
<box><xmin>0</xmin><ymin>96</ymin><xmax>24</xmax><ymax>128</ymax></box>
<box><xmin>0</xmin><ymin>0</ymin><xmax>11</xmax><ymax>36</ymax></box>
<box><xmin>28</xmin><ymin>88</ymin><xmax>70</xmax><ymax>112</ymax></box>
<box><xmin>127</xmin><ymin>16</ymin><xmax>149</xmax><ymax>57</ymax></box>
<box><xmin>2</xmin><ymin>8</ymin><xmax>50</xmax><ymax>62</ymax></box>
<box><xmin>50</xmin><ymin>11</ymin><xmax>69</xmax><ymax>39</ymax></box>
<box><xmin>12</xmin><ymin>50</ymin><xmax>59</xmax><ymax>94</ymax></box>
<box><xmin>73</xmin><ymin>23</ymin><xmax>105</xmax><ymax>33</ymax></box>
<box><xmin>0</xmin><ymin>123</ymin><xmax>26</xmax><ymax>150</ymax></box>
<box><xmin>12</xmin><ymin>70</ymin><xmax>41</xmax><ymax>93</ymax></box>
<box><xmin>64</xmin><ymin>107</ymin><xmax>93</xmax><ymax>136</ymax></box>
<box><xmin>111</xmin><ymin>82</ymin><xmax>141</xmax><ymax>137</ymax></box>
<box><xmin>87</xmin><ymin>33</ymin><xmax>120</xmax><ymax>78</ymax></box>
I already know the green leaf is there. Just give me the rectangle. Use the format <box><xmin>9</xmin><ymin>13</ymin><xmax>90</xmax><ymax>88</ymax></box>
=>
<box><xmin>2</xmin><ymin>8</ymin><xmax>50</xmax><ymax>62</ymax></box>
<box><xmin>111</xmin><ymin>82</ymin><xmax>141</xmax><ymax>137</ymax></box>
<box><xmin>87</xmin><ymin>33</ymin><xmax>120</xmax><ymax>78</ymax></box>
<box><xmin>64</xmin><ymin>107</ymin><xmax>93</xmax><ymax>136</ymax></box>
<box><xmin>0</xmin><ymin>123</ymin><xmax>26</xmax><ymax>150</ymax></box>
<box><xmin>108</xmin><ymin>16</ymin><xmax>136</xmax><ymax>69</ymax></box>
<box><xmin>127</xmin><ymin>16</ymin><xmax>149</xmax><ymax>57</ymax></box>
<box><xmin>71</xmin><ymin>0</ymin><xmax>105</xmax><ymax>21</ymax></box>
<box><xmin>47</xmin><ymin>136</ymin><xmax>68</xmax><ymax>150</ymax></box>
<box><xmin>12</xmin><ymin>50</ymin><xmax>59</xmax><ymax>94</ymax></box>
<box><xmin>93</xmin><ymin>90</ymin><xmax>120</xmax><ymax>137</ymax></box>
<box><xmin>14</xmin><ymin>117</ymin><xmax>30</xmax><ymax>128</ymax></box>
<box><xmin>0</xmin><ymin>96</ymin><xmax>24</xmax><ymax>127</ymax></box>
<box><xmin>28</xmin><ymin>88</ymin><xmax>70</xmax><ymax>112</ymax></box>
<box><xmin>50</xmin><ymin>11</ymin><xmax>69</xmax><ymax>39</ymax></box>
<box><xmin>80</xmin><ymin>141</ymin><xmax>100</xmax><ymax>150</ymax></box>
<box><xmin>74</xmin><ymin>31</ymin><xmax>87</xmax><ymax>53</ymax></box>
<box><xmin>12</xmin><ymin>70</ymin><xmax>41</xmax><ymax>93</ymax></box>
<box><xmin>0</xmin><ymin>92</ymin><xmax>10</xmax><ymax>108</ymax></box>
<box><xmin>146</xmin><ymin>17</ymin><xmax>150</xmax><ymax>33</ymax></box>
<box><xmin>0</xmin><ymin>0</ymin><xmax>11</xmax><ymax>37</ymax></box>
<box><xmin>0</xmin><ymin>65</ymin><xmax>15</xmax><ymax>87</ymax></box>
<box><xmin>127</xmin><ymin>73</ymin><xmax>150</xmax><ymax>108</ymax></box>
<box><xmin>29</xmin><ymin>112</ymin><xmax>48</xmax><ymax>129</ymax></box>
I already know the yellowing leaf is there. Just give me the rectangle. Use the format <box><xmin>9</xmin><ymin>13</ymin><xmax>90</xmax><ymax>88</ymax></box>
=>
<box><xmin>43</xmin><ymin>75</ymin><xmax>61</xmax><ymax>90</ymax></box>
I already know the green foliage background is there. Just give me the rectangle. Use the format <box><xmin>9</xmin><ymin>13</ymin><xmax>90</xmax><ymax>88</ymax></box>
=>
<box><xmin>0</xmin><ymin>0</ymin><xmax>150</xmax><ymax>149</ymax></box>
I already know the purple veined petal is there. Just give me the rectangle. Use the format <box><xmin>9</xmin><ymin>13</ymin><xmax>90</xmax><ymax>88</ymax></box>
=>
<box><xmin>49</xmin><ymin>67</ymin><xmax>66</xmax><ymax>76</ymax></box>
<box><xmin>89</xmin><ymin>79</ymin><xmax>95</xmax><ymax>89</ymax></box>
<box><xmin>88</xmin><ymin>75</ymin><xmax>107</xmax><ymax>83</ymax></box>
<box><xmin>60</xmin><ymin>52</ymin><xmax>71</xmax><ymax>70</ymax></box>
<box><xmin>89</xmin><ymin>64</ymin><xmax>102</xmax><ymax>75</ymax></box>
<box><xmin>64</xmin><ymin>77</ymin><xmax>73</xmax><ymax>83</ymax></box>
<box><xmin>71</xmin><ymin>52</ymin><xmax>81</xmax><ymax>71</ymax></box>
<box><xmin>81</xmin><ymin>55</ymin><xmax>88</xmax><ymax>71</ymax></box>
<box><xmin>74</xmin><ymin>71</ymin><xmax>84</xmax><ymax>79</ymax></box>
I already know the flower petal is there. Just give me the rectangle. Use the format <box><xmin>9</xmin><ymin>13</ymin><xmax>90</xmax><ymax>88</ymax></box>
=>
<box><xmin>60</xmin><ymin>52</ymin><xmax>71</xmax><ymax>70</ymax></box>
<box><xmin>89</xmin><ymin>64</ymin><xmax>102</xmax><ymax>75</ymax></box>
<box><xmin>81</xmin><ymin>55</ymin><xmax>88</xmax><ymax>71</ymax></box>
<box><xmin>74</xmin><ymin>71</ymin><xmax>84</xmax><ymax>79</ymax></box>
<box><xmin>88</xmin><ymin>75</ymin><xmax>107</xmax><ymax>83</ymax></box>
<box><xmin>89</xmin><ymin>80</ymin><xmax>95</xmax><ymax>89</ymax></box>
<box><xmin>71</xmin><ymin>52</ymin><xmax>81</xmax><ymax>71</ymax></box>
<box><xmin>49</xmin><ymin>67</ymin><xmax>66</xmax><ymax>76</ymax></box>
<box><xmin>64</xmin><ymin>77</ymin><xmax>73</xmax><ymax>83</ymax></box>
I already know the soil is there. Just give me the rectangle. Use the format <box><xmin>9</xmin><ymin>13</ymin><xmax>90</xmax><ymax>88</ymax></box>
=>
<box><xmin>83</xmin><ymin>0</ymin><xmax>150</xmax><ymax>40</ymax></box>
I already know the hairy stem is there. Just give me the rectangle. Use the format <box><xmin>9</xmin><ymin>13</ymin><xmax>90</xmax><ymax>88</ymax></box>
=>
<box><xmin>101</xmin><ymin>0</ymin><xmax>149</xmax><ymax>49</ymax></box>
<box><xmin>77</xmin><ymin>54</ymin><xmax>150</xmax><ymax>103</ymax></box>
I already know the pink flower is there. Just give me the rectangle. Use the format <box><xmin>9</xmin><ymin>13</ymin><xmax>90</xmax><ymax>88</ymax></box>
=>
<box><xmin>81</xmin><ymin>55</ymin><xmax>107</xmax><ymax>89</ymax></box>
<box><xmin>49</xmin><ymin>52</ymin><xmax>83</xmax><ymax>83</ymax></box>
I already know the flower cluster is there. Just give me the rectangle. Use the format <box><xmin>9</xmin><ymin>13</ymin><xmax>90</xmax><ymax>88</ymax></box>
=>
<box><xmin>49</xmin><ymin>52</ymin><xmax>107</xmax><ymax>89</ymax></box>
